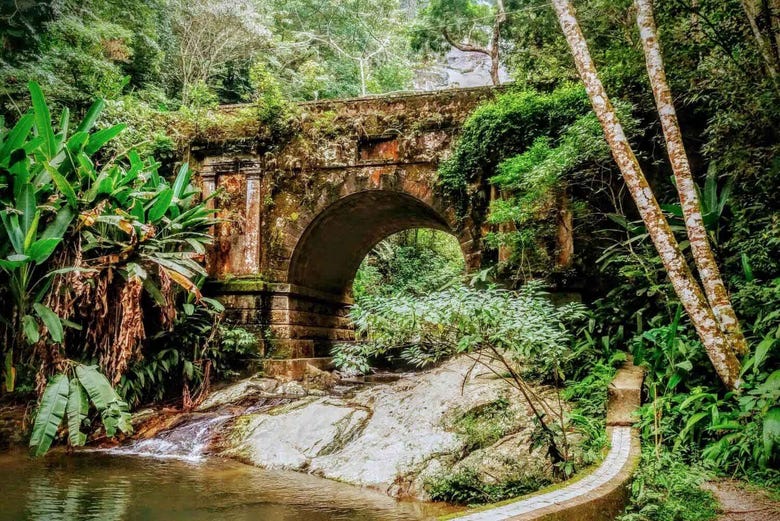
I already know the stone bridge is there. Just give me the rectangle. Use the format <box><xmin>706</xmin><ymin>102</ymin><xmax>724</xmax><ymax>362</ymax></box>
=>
<box><xmin>193</xmin><ymin>87</ymin><xmax>501</xmax><ymax>360</ymax></box>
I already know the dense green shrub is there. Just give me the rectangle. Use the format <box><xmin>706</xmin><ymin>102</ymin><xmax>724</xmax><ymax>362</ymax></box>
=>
<box><xmin>618</xmin><ymin>451</ymin><xmax>719</xmax><ymax>521</ymax></box>
<box><xmin>426</xmin><ymin>467</ymin><xmax>551</xmax><ymax>505</ymax></box>
<box><xmin>333</xmin><ymin>282</ymin><xmax>609</xmax><ymax>484</ymax></box>
<box><xmin>119</xmin><ymin>301</ymin><xmax>259</xmax><ymax>407</ymax></box>
<box><xmin>333</xmin><ymin>282</ymin><xmax>586</xmax><ymax>376</ymax></box>
<box><xmin>438</xmin><ymin>85</ymin><xmax>589</xmax><ymax>207</ymax></box>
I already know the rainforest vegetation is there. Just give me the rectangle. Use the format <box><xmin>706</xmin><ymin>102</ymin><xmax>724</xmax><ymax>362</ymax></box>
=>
<box><xmin>1</xmin><ymin>0</ymin><xmax>779</xmax><ymax>519</ymax></box>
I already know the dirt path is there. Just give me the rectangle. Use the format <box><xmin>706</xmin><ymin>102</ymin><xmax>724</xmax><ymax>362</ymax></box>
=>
<box><xmin>702</xmin><ymin>480</ymin><xmax>780</xmax><ymax>521</ymax></box>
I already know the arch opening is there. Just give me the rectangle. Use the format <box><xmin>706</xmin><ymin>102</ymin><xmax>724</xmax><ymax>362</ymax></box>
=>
<box><xmin>353</xmin><ymin>228</ymin><xmax>466</xmax><ymax>301</ymax></box>
<box><xmin>288</xmin><ymin>190</ymin><xmax>455</xmax><ymax>298</ymax></box>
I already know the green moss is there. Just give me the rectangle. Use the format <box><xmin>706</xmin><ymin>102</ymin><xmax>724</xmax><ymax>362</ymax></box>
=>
<box><xmin>212</xmin><ymin>277</ymin><xmax>270</xmax><ymax>293</ymax></box>
<box><xmin>452</xmin><ymin>396</ymin><xmax>514</xmax><ymax>452</ymax></box>
<box><xmin>308</xmin><ymin>110</ymin><xmax>341</xmax><ymax>138</ymax></box>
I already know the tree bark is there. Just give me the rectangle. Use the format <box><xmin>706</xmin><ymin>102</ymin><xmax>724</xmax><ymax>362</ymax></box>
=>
<box><xmin>769</xmin><ymin>0</ymin><xmax>780</xmax><ymax>62</ymax></box>
<box><xmin>550</xmin><ymin>0</ymin><xmax>742</xmax><ymax>389</ymax></box>
<box><xmin>489</xmin><ymin>0</ymin><xmax>507</xmax><ymax>85</ymax></box>
<box><xmin>741</xmin><ymin>0</ymin><xmax>779</xmax><ymax>78</ymax></box>
<box><xmin>635</xmin><ymin>0</ymin><xmax>748</xmax><ymax>357</ymax></box>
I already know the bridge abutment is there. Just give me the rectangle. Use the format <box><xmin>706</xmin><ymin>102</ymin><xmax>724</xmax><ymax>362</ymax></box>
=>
<box><xmin>210</xmin><ymin>280</ymin><xmax>354</xmax><ymax>359</ymax></box>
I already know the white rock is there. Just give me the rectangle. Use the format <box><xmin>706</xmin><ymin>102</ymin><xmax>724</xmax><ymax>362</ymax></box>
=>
<box><xmin>221</xmin><ymin>357</ymin><xmax>524</xmax><ymax>497</ymax></box>
<box><xmin>196</xmin><ymin>376</ymin><xmax>278</xmax><ymax>411</ymax></box>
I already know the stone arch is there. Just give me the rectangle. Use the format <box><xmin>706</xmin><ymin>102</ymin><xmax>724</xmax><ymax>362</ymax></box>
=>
<box><xmin>288</xmin><ymin>190</ymin><xmax>457</xmax><ymax>298</ymax></box>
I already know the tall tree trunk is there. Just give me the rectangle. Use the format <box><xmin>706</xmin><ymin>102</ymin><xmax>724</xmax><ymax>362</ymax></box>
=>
<box><xmin>489</xmin><ymin>0</ymin><xmax>507</xmax><ymax>85</ymax></box>
<box><xmin>742</xmin><ymin>0</ymin><xmax>779</xmax><ymax>78</ymax></box>
<box><xmin>550</xmin><ymin>0</ymin><xmax>742</xmax><ymax>389</ymax></box>
<box><xmin>635</xmin><ymin>0</ymin><xmax>748</xmax><ymax>357</ymax></box>
<box><xmin>489</xmin><ymin>47</ymin><xmax>501</xmax><ymax>85</ymax></box>
<box><xmin>555</xmin><ymin>190</ymin><xmax>574</xmax><ymax>268</ymax></box>
<box><xmin>443</xmin><ymin>0</ymin><xmax>505</xmax><ymax>85</ymax></box>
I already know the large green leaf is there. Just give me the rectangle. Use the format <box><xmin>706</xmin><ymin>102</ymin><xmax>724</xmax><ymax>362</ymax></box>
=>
<box><xmin>22</xmin><ymin>210</ymin><xmax>40</xmax><ymax>252</ymax></box>
<box><xmin>27</xmin><ymin>238</ymin><xmax>61</xmax><ymax>264</ymax></box>
<box><xmin>84</xmin><ymin>124</ymin><xmax>126</xmax><ymax>155</ymax></box>
<box><xmin>66</xmin><ymin>379</ymin><xmax>88</xmax><ymax>447</ymax></box>
<box><xmin>21</xmin><ymin>314</ymin><xmax>40</xmax><ymax>344</ymax></box>
<box><xmin>1</xmin><ymin>211</ymin><xmax>24</xmax><ymax>254</ymax></box>
<box><xmin>147</xmin><ymin>188</ymin><xmax>173</xmax><ymax>222</ymax></box>
<box><xmin>41</xmin><ymin>206</ymin><xmax>75</xmax><ymax>241</ymax></box>
<box><xmin>65</xmin><ymin>131</ymin><xmax>89</xmax><ymax>155</ymax></box>
<box><xmin>75</xmin><ymin>365</ymin><xmax>117</xmax><ymax>411</ymax></box>
<box><xmin>0</xmin><ymin>258</ymin><xmax>27</xmax><ymax>271</ymax></box>
<box><xmin>142</xmin><ymin>278</ymin><xmax>166</xmax><ymax>307</ymax></box>
<box><xmin>0</xmin><ymin>114</ymin><xmax>34</xmax><ymax>162</ymax></box>
<box><xmin>33</xmin><ymin>303</ymin><xmax>63</xmax><ymax>343</ymax></box>
<box><xmin>171</xmin><ymin>163</ymin><xmax>191</xmax><ymax>201</ymax></box>
<box><xmin>46</xmin><ymin>164</ymin><xmax>77</xmax><ymax>208</ymax></box>
<box><xmin>54</xmin><ymin>107</ymin><xmax>70</xmax><ymax>152</ymax></box>
<box><xmin>29</xmin><ymin>373</ymin><xmax>69</xmax><ymax>457</ymax></box>
<box><xmin>763</xmin><ymin>407</ymin><xmax>780</xmax><ymax>463</ymax></box>
<box><xmin>21</xmin><ymin>136</ymin><xmax>45</xmax><ymax>155</ymax></box>
<box><xmin>101</xmin><ymin>401</ymin><xmax>133</xmax><ymax>437</ymax></box>
<box><xmin>28</xmin><ymin>82</ymin><xmax>57</xmax><ymax>159</ymax></box>
<box><xmin>75</xmin><ymin>98</ymin><xmax>105</xmax><ymax>134</ymax></box>
<box><xmin>18</xmin><ymin>182</ymin><xmax>36</xmax><ymax>236</ymax></box>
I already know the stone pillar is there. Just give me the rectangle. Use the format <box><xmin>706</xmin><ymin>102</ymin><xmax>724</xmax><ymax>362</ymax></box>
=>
<box><xmin>243</xmin><ymin>167</ymin><xmax>263</xmax><ymax>275</ymax></box>
<box><xmin>200</xmin><ymin>156</ymin><xmax>264</xmax><ymax>278</ymax></box>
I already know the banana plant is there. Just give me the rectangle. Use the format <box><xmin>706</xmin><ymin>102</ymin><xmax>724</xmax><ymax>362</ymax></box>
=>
<box><xmin>2</xmin><ymin>82</ymin><xmax>216</xmax><ymax>453</ymax></box>
<box><xmin>0</xmin><ymin>82</ymin><xmax>101</xmax><ymax>390</ymax></box>
<box><xmin>29</xmin><ymin>364</ymin><xmax>133</xmax><ymax>456</ymax></box>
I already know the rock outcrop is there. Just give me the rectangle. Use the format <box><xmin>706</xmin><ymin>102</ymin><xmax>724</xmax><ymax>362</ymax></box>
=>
<box><xmin>205</xmin><ymin>357</ymin><xmax>563</xmax><ymax>499</ymax></box>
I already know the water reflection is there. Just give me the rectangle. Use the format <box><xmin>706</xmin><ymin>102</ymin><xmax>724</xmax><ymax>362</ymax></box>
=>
<box><xmin>24</xmin><ymin>476</ymin><xmax>129</xmax><ymax>521</ymax></box>
<box><xmin>0</xmin><ymin>451</ymin><xmax>457</xmax><ymax>521</ymax></box>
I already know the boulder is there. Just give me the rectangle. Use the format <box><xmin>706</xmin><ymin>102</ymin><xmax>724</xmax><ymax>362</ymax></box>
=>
<box><xmin>217</xmin><ymin>357</ymin><xmax>560</xmax><ymax>498</ymax></box>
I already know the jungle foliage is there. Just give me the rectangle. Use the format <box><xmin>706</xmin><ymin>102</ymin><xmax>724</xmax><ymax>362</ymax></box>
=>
<box><xmin>425</xmin><ymin>0</ymin><xmax>780</xmax><ymax>512</ymax></box>
<box><xmin>0</xmin><ymin>83</ymin><xmax>244</xmax><ymax>453</ymax></box>
<box><xmin>0</xmin><ymin>0</ymin><xmax>777</xmax><ymax>514</ymax></box>
<box><xmin>333</xmin><ymin>281</ymin><xmax>618</xmax><ymax>493</ymax></box>
<box><xmin>351</xmin><ymin>0</ymin><xmax>779</xmax><ymax>510</ymax></box>
<box><xmin>0</xmin><ymin>0</ymin><xmax>416</xmax><ymax>113</ymax></box>
<box><xmin>352</xmin><ymin>229</ymin><xmax>465</xmax><ymax>300</ymax></box>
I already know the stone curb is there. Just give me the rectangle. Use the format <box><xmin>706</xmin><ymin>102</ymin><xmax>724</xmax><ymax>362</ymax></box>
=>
<box><xmin>444</xmin><ymin>360</ymin><xmax>643</xmax><ymax>521</ymax></box>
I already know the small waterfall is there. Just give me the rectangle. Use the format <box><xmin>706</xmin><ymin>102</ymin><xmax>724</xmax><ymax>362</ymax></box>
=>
<box><xmin>102</xmin><ymin>413</ymin><xmax>231</xmax><ymax>462</ymax></box>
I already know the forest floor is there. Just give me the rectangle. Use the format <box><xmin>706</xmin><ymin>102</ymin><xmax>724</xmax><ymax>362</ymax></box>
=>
<box><xmin>703</xmin><ymin>480</ymin><xmax>780</xmax><ymax>521</ymax></box>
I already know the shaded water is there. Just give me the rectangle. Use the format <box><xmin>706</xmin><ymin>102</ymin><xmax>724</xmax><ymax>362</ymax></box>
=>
<box><xmin>0</xmin><ymin>450</ymin><xmax>456</xmax><ymax>521</ymax></box>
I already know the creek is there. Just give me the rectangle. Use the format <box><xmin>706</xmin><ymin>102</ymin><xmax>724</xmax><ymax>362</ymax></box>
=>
<box><xmin>0</xmin><ymin>446</ymin><xmax>453</xmax><ymax>521</ymax></box>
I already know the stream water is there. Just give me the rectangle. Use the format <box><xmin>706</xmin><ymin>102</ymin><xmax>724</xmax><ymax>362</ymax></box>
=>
<box><xmin>0</xmin><ymin>448</ymin><xmax>455</xmax><ymax>521</ymax></box>
<box><xmin>0</xmin><ymin>407</ymin><xmax>458</xmax><ymax>521</ymax></box>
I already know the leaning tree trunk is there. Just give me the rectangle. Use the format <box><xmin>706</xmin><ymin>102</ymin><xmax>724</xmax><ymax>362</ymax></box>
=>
<box><xmin>635</xmin><ymin>0</ymin><xmax>748</xmax><ymax>357</ymax></box>
<box><xmin>550</xmin><ymin>0</ymin><xmax>742</xmax><ymax>389</ymax></box>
